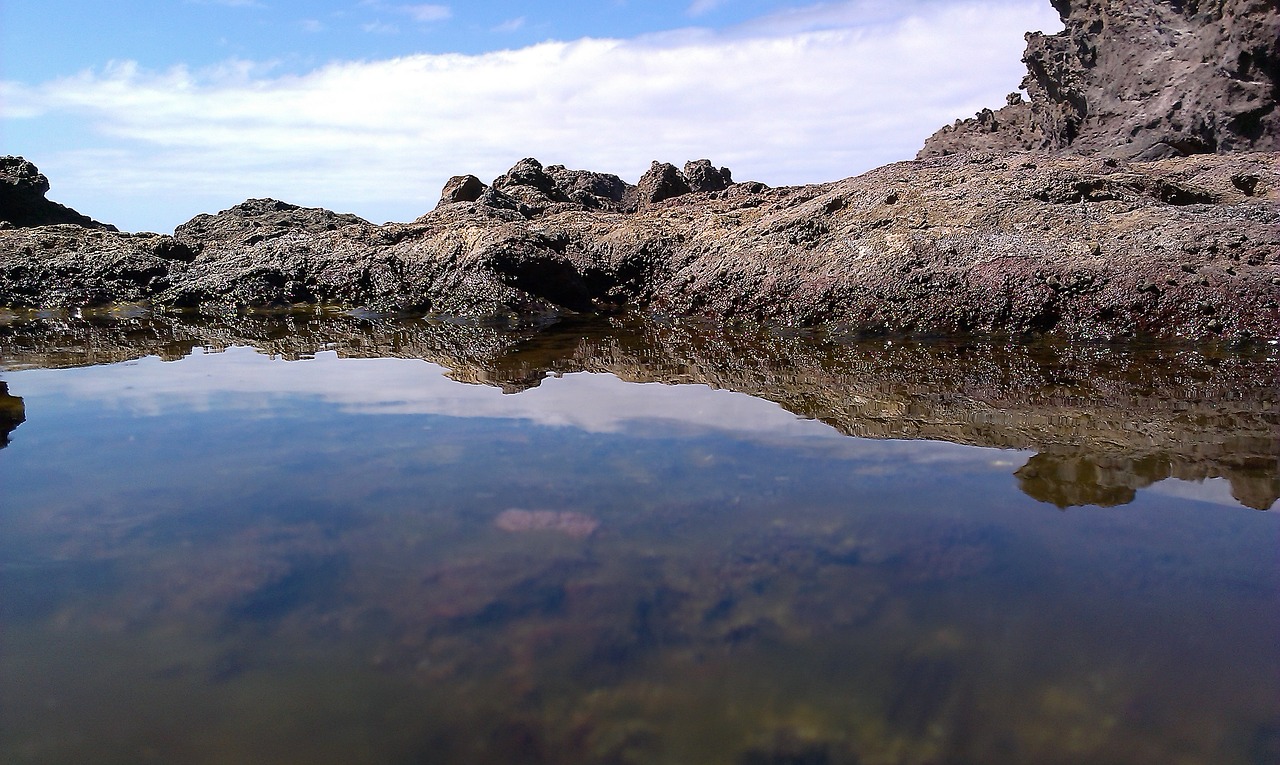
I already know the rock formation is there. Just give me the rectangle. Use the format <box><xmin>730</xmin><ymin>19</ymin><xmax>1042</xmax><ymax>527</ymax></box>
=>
<box><xmin>921</xmin><ymin>0</ymin><xmax>1280</xmax><ymax>159</ymax></box>
<box><xmin>1</xmin><ymin>152</ymin><xmax>1275</xmax><ymax>339</ymax></box>
<box><xmin>0</xmin><ymin>156</ymin><xmax>114</xmax><ymax>230</ymax></box>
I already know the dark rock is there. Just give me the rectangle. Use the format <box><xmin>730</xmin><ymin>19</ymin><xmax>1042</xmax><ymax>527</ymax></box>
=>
<box><xmin>173</xmin><ymin>198</ymin><xmax>370</xmax><ymax>251</ymax></box>
<box><xmin>920</xmin><ymin>0</ymin><xmax>1280</xmax><ymax>159</ymax></box>
<box><xmin>2</xmin><ymin>151</ymin><xmax>1277</xmax><ymax>338</ymax></box>
<box><xmin>491</xmin><ymin>158</ymin><xmax>571</xmax><ymax>210</ymax></box>
<box><xmin>544</xmin><ymin>164</ymin><xmax>633</xmax><ymax>210</ymax></box>
<box><xmin>0</xmin><ymin>156</ymin><xmax>114</xmax><ymax>230</ymax></box>
<box><xmin>635</xmin><ymin>161</ymin><xmax>691</xmax><ymax>206</ymax></box>
<box><xmin>475</xmin><ymin>186</ymin><xmax>528</xmax><ymax>215</ymax></box>
<box><xmin>0</xmin><ymin>381</ymin><xmax>24</xmax><ymax>448</ymax></box>
<box><xmin>683</xmin><ymin>159</ymin><xmax>734</xmax><ymax>193</ymax></box>
<box><xmin>438</xmin><ymin>174</ymin><xmax>486</xmax><ymax>206</ymax></box>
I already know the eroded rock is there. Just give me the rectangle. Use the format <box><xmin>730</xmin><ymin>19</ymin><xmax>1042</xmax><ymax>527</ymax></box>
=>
<box><xmin>920</xmin><ymin>0</ymin><xmax>1280</xmax><ymax>158</ymax></box>
<box><xmin>0</xmin><ymin>157</ymin><xmax>114</xmax><ymax>230</ymax></box>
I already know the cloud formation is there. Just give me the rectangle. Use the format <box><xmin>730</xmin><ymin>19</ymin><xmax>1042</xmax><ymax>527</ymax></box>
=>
<box><xmin>3</xmin><ymin>0</ymin><xmax>1059</xmax><ymax>232</ymax></box>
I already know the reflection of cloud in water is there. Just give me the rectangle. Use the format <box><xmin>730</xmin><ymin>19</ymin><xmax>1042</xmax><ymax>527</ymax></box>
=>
<box><xmin>18</xmin><ymin>347</ymin><xmax>834</xmax><ymax>436</ymax></box>
<box><xmin>15</xmin><ymin>348</ymin><xmax>986</xmax><ymax>471</ymax></box>
<box><xmin>18</xmin><ymin>346</ymin><xmax>1271</xmax><ymax>509</ymax></box>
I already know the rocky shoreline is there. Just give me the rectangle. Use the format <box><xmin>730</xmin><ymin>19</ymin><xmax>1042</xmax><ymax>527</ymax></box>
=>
<box><xmin>1</xmin><ymin>0</ymin><xmax>1277</xmax><ymax>340</ymax></box>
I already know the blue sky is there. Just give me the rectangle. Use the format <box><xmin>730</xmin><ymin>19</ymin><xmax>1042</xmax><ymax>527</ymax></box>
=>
<box><xmin>2</xmin><ymin>1</ymin><xmax>1060</xmax><ymax>232</ymax></box>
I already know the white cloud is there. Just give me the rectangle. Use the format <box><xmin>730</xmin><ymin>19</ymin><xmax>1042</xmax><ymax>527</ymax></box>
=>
<box><xmin>492</xmin><ymin>16</ymin><xmax>526</xmax><ymax>33</ymax></box>
<box><xmin>688</xmin><ymin>0</ymin><xmax>727</xmax><ymax>16</ymax></box>
<box><xmin>362</xmin><ymin>20</ymin><xmax>400</xmax><ymax>33</ymax></box>
<box><xmin>3</xmin><ymin>0</ymin><xmax>1060</xmax><ymax>232</ymax></box>
<box><xmin>402</xmin><ymin>3</ymin><xmax>451</xmax><ymax>23</ymax></box>
<box><xmin>301</xmin><ymin>19</ymin><xmax>325</xmax><ymax>33</ymax></box>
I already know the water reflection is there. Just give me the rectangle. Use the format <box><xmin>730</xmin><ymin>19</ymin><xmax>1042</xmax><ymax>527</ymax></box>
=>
<box><xmin>0</xmin><ymin>380</ymin><xmax>24</xmax><ymax>447</ymax></box>
<box><xmin>1</xmin><ymin>313</ymin><xmax>1276</xmax><ymax>510</ymax></box>
<box><xmin>0</xmin><ymin>313</ymin><xmax>1276</xmax><ymax>765</ymax></box>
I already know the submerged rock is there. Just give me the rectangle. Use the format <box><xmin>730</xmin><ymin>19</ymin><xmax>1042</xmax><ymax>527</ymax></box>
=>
<box><xmin>494</xmin><ymin>509</ymin><xmax>600</xmax><ymax>539</ymax></box>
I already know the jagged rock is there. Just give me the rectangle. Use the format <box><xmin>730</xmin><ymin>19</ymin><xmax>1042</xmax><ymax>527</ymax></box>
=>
<box><xmin>438</xmin><ymin>174</ymin><xmax>486</xmax><ymax>206</ymax></box>
<box><xmin>635</xmin><ymin>161</ymin><xmax>691</xmax><ymax>206</ymax></box>
<box><xmin>491</xmin><ymin>158</ymin><xmax>571</xmax><ymax>211</ymax></box>
<box><xmin>173</xmin><ymin>198</ymin><xmax>370</xmax><ymax>251</ymax></box>
<box><xmin>0</xmin><ymin>156</ymin><xmax>114</xmax><ymax>230</ymax></box>
<box><xmin>920</xmin><ymin>0</ymin><xmax>1280</xmax><ymax>159</ymax></box>
<box><xmin>1</xmin><ymin>151</ymin><xmax>1277</xmax><ymax>337</ymax></box>
<box><xmin>682</xmin><ymin>159</ymin><xmax>734</xmax><ymax>193</ymax></box>
<box><xmin>544</xmin><ymin>165</ymin><xmax>633</xmax><ymax>210</ymax></box>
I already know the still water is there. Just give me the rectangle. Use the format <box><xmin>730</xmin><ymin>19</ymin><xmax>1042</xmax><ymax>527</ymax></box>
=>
<box><xmin>0</xmin><ymin>315</ymin><xmax>1277</xmax><ymax>765</ymax></box>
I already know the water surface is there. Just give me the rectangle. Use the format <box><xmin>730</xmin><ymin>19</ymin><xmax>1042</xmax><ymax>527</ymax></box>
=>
<box><xmin>1</xmin><ymin>315</ymin><xmax>1276</xmax><ymax>765</ymax></box>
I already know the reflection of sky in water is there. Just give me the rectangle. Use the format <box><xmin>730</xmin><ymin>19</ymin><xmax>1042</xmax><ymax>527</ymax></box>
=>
<box><xmin>0</xmin><ymin>348</ymin><xmax>1276</xmax><ymax>765</ymax></box>
<box><xmin>6</xmin><ymin>346</ymin><xmax>1263</xmax><ymax>508</ymax></box>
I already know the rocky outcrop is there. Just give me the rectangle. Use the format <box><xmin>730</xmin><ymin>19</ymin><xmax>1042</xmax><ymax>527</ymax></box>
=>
<box><xmin>438</xmin><ymin>174</ymin><xmax>486</xmax><ymax>206</ymax></box>
<box><xmin>635</xmin><ymin>161</ymin><xmax>692</xmax><ymax>206</ymax></box>
<box><xmin>683</xmin><ymin>159</ymin><xmax>734</xmax><ymax>193</ymax></box>
<box><xmin>0</xmin><ymin>156</ymin><xmax>114</xmax><ymax>230</ymax></box>
<box><xmin>920</xmin><ymin>0</ymin><xmax>1280</xmax><ymax>159</ymax></box>
<box><xmin>1</xmin><ymin>313</ymin><xmax>1275</xmax><ymax>509</ymax></box>
<box><xmin>2</xmin><ymin>152</ymin><xmax>1275</xmax><ymax>339</ymax></box>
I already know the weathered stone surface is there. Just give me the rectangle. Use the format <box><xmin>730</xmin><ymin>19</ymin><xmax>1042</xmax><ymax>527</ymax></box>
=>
<box><xmin>544</xmin><ymin>164</ymin><xmax>633</xmax><ymax>210</ymax></box>
<box><xmin>1</xmin><ymin>152</ymin><xmax>1276</xmax><ymax>338</ymax></box>
<box><xmin>920</xmin><ymin>0</ymin><xmax>1280</xmax><ymax>159</ymax></box>
<box><xmin>490</xmin><ymin>157</ymin><xmax>572</xmax><ymax>211</ymax></box>
<box><xmin>0</xmin><ymin>156</ymin><xmax>114</xmax><ymax>230</ymax></box>
<box><xmin>683</xmin><ymin>159</ymin><xmax>734</xmax><ymax>193</ymax></box>
<box><xmin>438</xmin><ymin>174</ymin><xmax>487</xmax><ymax>206</ymax></box>
<box><xmin>174</xmin><ymin>198</ymin><xmax>369</xmax><ymax>250</ymax></box>
<box><xmin>635</xmin><ymin>161</ymin><xmax>691</xmax><ymax>206</ymax></box>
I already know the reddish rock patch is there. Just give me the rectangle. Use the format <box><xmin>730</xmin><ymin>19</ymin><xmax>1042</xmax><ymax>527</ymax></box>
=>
<box><xmin>494</xmin><ymin>509</ymin><xmax>600</xmax><ymax>539</ymax></box>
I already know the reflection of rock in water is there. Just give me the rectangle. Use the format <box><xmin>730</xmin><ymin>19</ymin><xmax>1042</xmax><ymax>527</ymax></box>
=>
<box><xmin>1017</xmin><ymin>450</ymin><xmax>1280</xmax><ymax>511</ymax></box>
<box><xmin>0</xmin><ymin>381</ymin><xmax>24</xmax><ymax>448</ymax></box>
<box><xmin>1</xmin><ymin>312</ymin><xmax>1277</xmax><ymax>508</ymax></box>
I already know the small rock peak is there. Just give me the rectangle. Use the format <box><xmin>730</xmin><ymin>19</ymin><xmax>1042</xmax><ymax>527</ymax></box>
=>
<box><xmin>0</xmin><ymin>156</ymin><xmax>51</xmax><ymax>196</ymax></box>
<box><xmin>492</xmin><ymin>157</ymin><xmax>569</xmax><ymax>202</ymax></box>
<box><xmin>683</xmin><ymin>159</ymin><xmax>734</xmax><ymax>193</ymax></box>
<box><xmin>636</xmin><ymin>161</ymin><xmax>692</xmax><ymax>205</ymax></box>
<box><xmin>438</xmin><ymin>174</ymin><xmax>487</xmax><ymax>206</ymax></box>
<box><xmin>0</xmin><ymin>155</ymin><xmax>114</xmax><ymax>230</ymax></box>
<box><xmin>230</xmin><ymin>198</ymin><xmax>302</xmax><ymax>215</ymax></box>
<box><xmin>544</xmin><ymin>165</ymin><xmax>632</xmax><ymax>207</ymax></box>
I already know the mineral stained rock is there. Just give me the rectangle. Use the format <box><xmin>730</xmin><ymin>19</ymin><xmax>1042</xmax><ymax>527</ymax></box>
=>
<box><xmin>920</xmin><ymin>0</ymin><xmax>1280</xmax><ymax>159</ymax></box>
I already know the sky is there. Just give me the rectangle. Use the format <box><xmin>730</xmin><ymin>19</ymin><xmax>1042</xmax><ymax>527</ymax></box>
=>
<box><xmin>1</xmin><ymin>0</ymin><xmax>1061</xmax><ymax>233</ymax></box>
